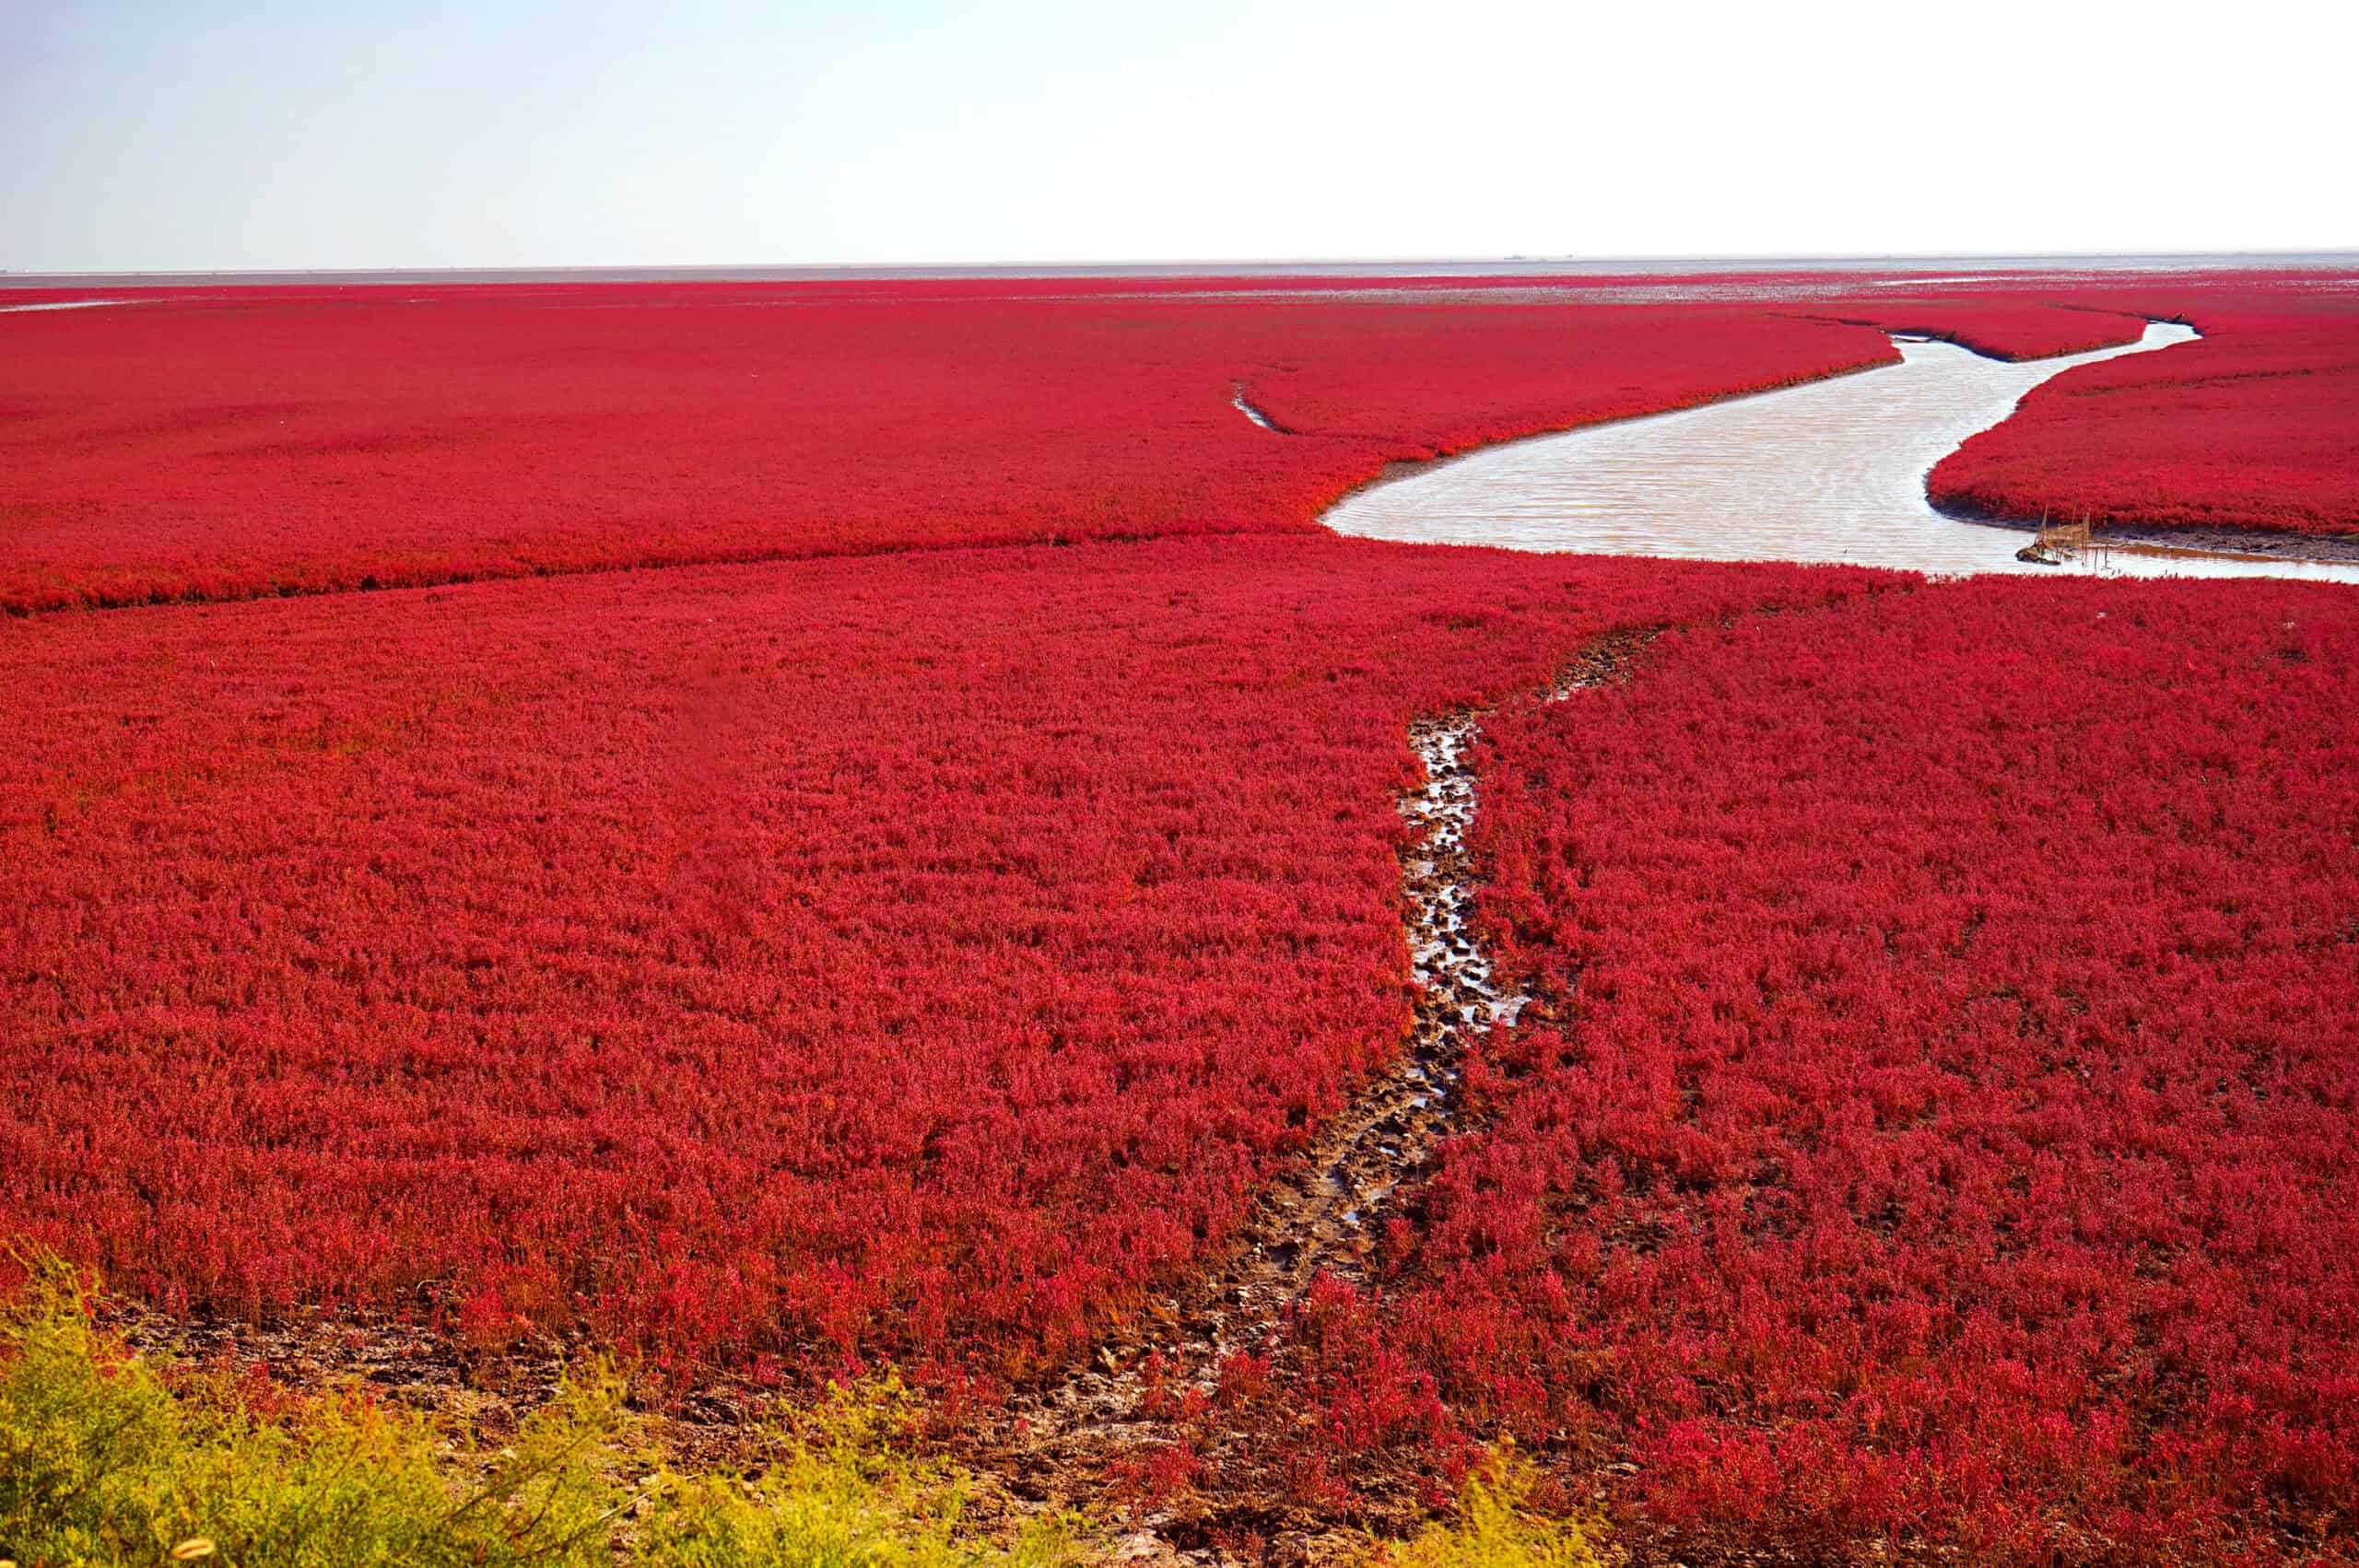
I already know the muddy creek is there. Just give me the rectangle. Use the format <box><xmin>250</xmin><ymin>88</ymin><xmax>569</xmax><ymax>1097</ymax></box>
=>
<box><xmin>1322</xmin><ymin>322</ymin><xmax>2359</xmax><ymax>585</ymax></box>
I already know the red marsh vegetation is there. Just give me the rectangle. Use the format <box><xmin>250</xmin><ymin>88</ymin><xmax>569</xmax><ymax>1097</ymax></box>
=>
<box><xmin>0</xmin><ymin>285</ymin><xmax>1897</xmax><ymax>614</ymax></box>
<box><xmin>1930</xmin><ymin>289</ymin><xmax>2359</xmax><ymax>539</ymax></box>
<box><xmin>4</xmin><ymin>274</ymin><xmax>2357</xmax><ymax>1560</ymax></box>
<box><xmin>6</xmin><ymin>277</ymin><xmax>2352</xmax><ymax>616</ymax></box>
<box><xmin>0</xmin><ymin>533</ymin><xmax>1871</xmax><ymax>1383</ymax></box>
<box><xmin>1785</xmin><ymin>295</ymin><xmax>2156</xmax><ymax>360</ymax></box>
<box><xmin>1227</xmin><ymin>579</ymin><xmax>2358</xmax><ymax>1561</ymax></box>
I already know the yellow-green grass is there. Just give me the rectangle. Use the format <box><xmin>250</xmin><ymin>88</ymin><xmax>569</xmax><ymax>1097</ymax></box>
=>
<box><xmin>0</xmin><ymin>1256</ymin><xmax>1082</xmax><ymax>1568</ymax></box>
<box><xmin>1378</xmin><ymin>1453</ymin><xmax>1610</xmax><ymax>1568</ymax></box>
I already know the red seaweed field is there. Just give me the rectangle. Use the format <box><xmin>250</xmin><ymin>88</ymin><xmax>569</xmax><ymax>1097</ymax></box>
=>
<box><xmin>0</xmin><ymin>533</ymin><xmax>1864</xmax><ymax>1380</ymax></box>
<box><xmin>3</xmin><ymin>274</ymin><xmax>2357</xmax><ymax>1562</ymax></box>
<box><xmin>0</xmin><ymin>285</ymin><xmax>1897</xmax><ymax>614</ymax></box>
<box><xmin>1223</xmin><ymin>579</ymin><xmax>2359</xmax><ymax>1560</ymax></box>
<box><xmin>1930</xmin><ymin>289</ymin><xmax>2359</xmax><ymax>538</ymax></box>
<box><xmin>1784</xmin><ymin>295</ymin><xmax>2155</xmax><ymax>360</ymax></box>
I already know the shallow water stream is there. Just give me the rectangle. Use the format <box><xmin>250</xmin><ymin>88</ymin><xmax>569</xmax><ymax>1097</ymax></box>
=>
<box><xmin>1324</xmin><ymin>322</ymin><xmax>2359</xmax><ymax>585</ymax></box>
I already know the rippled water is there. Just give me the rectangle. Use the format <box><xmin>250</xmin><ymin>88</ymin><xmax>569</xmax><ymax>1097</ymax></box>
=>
<box><xmin>1324</xmin><ymin>322</ymin><xmax>2359</xmax><ymax>584</ymax></box>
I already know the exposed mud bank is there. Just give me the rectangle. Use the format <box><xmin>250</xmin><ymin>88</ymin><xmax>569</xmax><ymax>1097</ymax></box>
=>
<box><xmin>1931</xmin><ymin>495</ymin><xmax>2359</xmax><ymax>565</ymax></box>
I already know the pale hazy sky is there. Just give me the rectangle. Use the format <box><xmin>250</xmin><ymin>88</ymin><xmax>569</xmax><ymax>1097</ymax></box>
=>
<box><xmin>4</xmin><ymin>0</ymin><xmax>2351</xmax><ymax>272</ymax></box>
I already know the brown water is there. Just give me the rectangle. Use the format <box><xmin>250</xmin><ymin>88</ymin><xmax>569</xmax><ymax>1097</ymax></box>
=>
<box><xmin>1323</xmin><ymin>322</ymin><xmax>2359</xmax><ymax>585</ymax></box>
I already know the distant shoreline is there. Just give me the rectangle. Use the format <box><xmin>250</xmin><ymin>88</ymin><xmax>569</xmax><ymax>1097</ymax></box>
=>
<box><xmin>5</xmin><ymin>251</ymin><xmax>2356</xmax><ymax>289</ymax></box>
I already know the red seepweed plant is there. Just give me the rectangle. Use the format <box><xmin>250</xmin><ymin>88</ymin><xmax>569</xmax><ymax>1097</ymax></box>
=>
<box><xmin>0</xmin><ymin>282</ymin><xmax>1899</xmax><ymax>614</ymax></box>
<box><xmin>0</xmin><ymin>532</ymin><xmax>1873</xmax><ymax>1383</ymax></box>
<box><xmin>1248</xmin><ymin>579</ymin><xmax>2359</xmax><ymax>1561</ymax></box>
<box><xmin>6</xmin><ymin>272</ymin><xmax>2358</xmax><ymax>1559</ymax></box>
<box><xmin>1931</xmin><ymin>289</ymin><xmax>2359</xmax><ymax>538</ymax></box>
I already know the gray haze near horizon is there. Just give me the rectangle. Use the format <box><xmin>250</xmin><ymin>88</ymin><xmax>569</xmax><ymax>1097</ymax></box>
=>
<box><xmin>10</xmin><ymin>253</ymin><xmax>2359</xmax><ymax>290</ymax></box>
<box><xmin>5</xmin><ymin>0</ymin><xmax>2353</xmax><ymax>274</ymax></box>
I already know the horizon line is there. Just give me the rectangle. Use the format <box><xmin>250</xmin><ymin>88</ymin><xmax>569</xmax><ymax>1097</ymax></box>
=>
<box><xmin>6</xmin><ymin>248</ymin><xmax>2358</xmax><ymax>289</ymax></box>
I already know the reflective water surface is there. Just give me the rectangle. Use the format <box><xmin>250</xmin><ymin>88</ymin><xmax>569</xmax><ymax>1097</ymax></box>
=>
<box><xmin>1325</xmin><ymin>322</ymin><xmax>2359</xmax><ymax>584</ymax></box>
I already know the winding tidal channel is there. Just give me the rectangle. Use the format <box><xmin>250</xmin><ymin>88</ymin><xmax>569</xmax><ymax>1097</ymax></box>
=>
<box><xmin>1016</xmin><ymin>327</ymin><xmax>2359</xmax><ymax>1551</ymax></box>
<box><xmin>1323</xmin><ymin>322</ymin><xmax>2359</xmax><ymax>585</ymax></box>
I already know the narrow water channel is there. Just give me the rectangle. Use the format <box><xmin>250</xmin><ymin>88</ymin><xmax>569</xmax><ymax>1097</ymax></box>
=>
<box><xmin>1323</xmin><ymin>322</ymin><xmax>2359</xmax><ymax>585</ymax></box>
